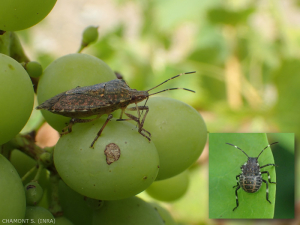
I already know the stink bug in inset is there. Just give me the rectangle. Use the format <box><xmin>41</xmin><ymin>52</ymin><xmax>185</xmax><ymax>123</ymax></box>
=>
<box><xmin>226</xmin><ymin>142</ymin><xmax>278</xmax><ymax>211</ymax></box>
<box><xmin>36</xmin><ymin>71</ymin><xmax>196</xmax><ymax>148</ymax></box>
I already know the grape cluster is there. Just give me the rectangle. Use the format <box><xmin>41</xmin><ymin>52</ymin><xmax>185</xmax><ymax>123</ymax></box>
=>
<box><xmin>0</xmin><ymin>3</ymin><xmax>207</xmax><ymax>224</ymax></box>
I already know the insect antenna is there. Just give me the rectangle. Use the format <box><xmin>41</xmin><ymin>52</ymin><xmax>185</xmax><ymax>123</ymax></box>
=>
<box><xmin>257</xmin><ymin>142</ymin><xmax>278</xmax><ymax>159</ymax></box>
<box><xmin>149</xmin><ymin>87</ymin><xmax>195</xmax><ymax>96</ymax></box>
<box><xmin>147</xmin><ymin>71</ymin><xmax>196</xmax><ymax>93</ymax></box>
<box><xmin>142</xmin><ymin>71</ymin><xmax>195</xmax><ymax>115</ymax></box>
<box><xmin>226</xmin><ymin>143</ymin><xmax>249</xmax><ymax>158</ymax></box>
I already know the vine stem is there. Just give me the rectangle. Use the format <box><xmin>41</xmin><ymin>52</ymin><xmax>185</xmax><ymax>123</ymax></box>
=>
<box><xmin>34</xmin><ymin>162</ymin><xmax>44</xmax><ymax>181</ymax></box>
<box><xmin>48</xmin><ymin>172</ymin><xmax>63</xmax><ymax>216</ymax></box>
<box><xmin>1</xmin><ymin>132</ymin><xmax>56</xmax><ymax>173</ymax></box>
<box><xmin>21</xmin><ymin>165</ymin><xmax>37</xmax><ymax>182</ymax></box>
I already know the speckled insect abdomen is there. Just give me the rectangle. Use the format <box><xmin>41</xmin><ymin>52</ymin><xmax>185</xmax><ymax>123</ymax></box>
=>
<box><xmin>240</xmin><ymin>175</ymin><xmax>262</xmax><ymax>193</ymax></box>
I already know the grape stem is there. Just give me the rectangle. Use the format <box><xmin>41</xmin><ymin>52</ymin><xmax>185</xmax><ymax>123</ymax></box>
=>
<box><xmin>34</xmin><ymin>162</ymin><xmax>44</xmax><ymax>181</ymax></box>
<box><xmin>21</xmin><ymin>165</ymin><xmax>37</xmax><ymax>182</ymax></box>
<box><xmin>0</xmin><ymin>131</ymin><xmax>56</xmax><ymax>173</ymax></box>
<box><xmin>0</xmin><ymin>31</ymin><xmax>39</xmax><ymax>93</ymax></box>
<box><xmin>9</xmin><ymin>32</ymin><xmax>30</xmax><ymax>63</ymax></box>
<box><xmin>77</xmin><ymin>44</ymin><xmax>86</xmax><ymax>53</ymax></box>
<box><xmin>48</xmin><ymin>173</ymin><xmax>63</xmax><ymax>216</ymax></box>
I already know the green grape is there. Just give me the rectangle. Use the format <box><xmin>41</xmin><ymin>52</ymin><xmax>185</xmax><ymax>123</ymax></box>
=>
<box><xmin>0</xmin><ymin>154</ymin><xmax>26</xmax><ymax>222</ymax></box>
<box><xmin>0</xmin><ymin>53</ymin><xmax>34</xmax><ymax>145</ymax></box>
<box><xmin>92</xmin><ymin>196</ymin><xmax>165</xmax><ymax>225</ymax></box>
<box><xmin>58</xmin><ymin>180</ymin><xmax>93</xmax><ymax>225</ymax></box>
<box><xmin>37</xmin><ymin>53</ymin><xmax>116</xmax><ymax>132</ymax></box>
<box><xmin>24</xmin><ymin>206</ymin><xmax>54</xmax><ymax>224</ymax></box>
<box><xmin>82</xmin><ymin>26</ymin><xmax>99</xmax><ymax>45</ymax></box>
<box><xmin>25</xmin><ymin>61</ymin><xmax>43</xmax><ymax>78</ymax></box>
<box><xmin>150</xmin><ymin>202</ymin><xmax>177</xmax><ymax>225</ymax></box>
<box><xmin>146</xmin><ymin>170</ymin><xmax>189</xmax><ymax>202</ymax></box>
<box><xmin>9</xmin><ymin>150</ymin><xmax>36</xmax><ymax>179</ymax></box>
<box><xmin>137</xmin><ymin>97</ymin><xmax>207</xmax><ymax>180</ymax></box>
<box><xmin>0</xmin><ymin>0</ymin><xmax>57</xmax><ymax>31</ymax></box>
<box><xmin>55</xmin><ymin>217</ymin><xmax>74</xmax><ymax>225</ymax></box>
<box><xmin>9</xmin><ymin>150</ymin><xmax>50</xmax><ymax>208</ymax></box>
<box><xmin>84</xmin><ymin>197</ymin><xmax>104</xmax><ymax>210</ymax></box>
<box><xmin>54</xmin><ymin>118</ymin><xmax>159</xmax><ymax>200</ymax></box>
<box><xmin>25</xmin><ymin>181</ymin><xmax>44</xmax><ymax>206</ymax></box>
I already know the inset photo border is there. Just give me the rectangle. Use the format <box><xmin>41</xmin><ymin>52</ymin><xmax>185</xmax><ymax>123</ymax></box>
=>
<box><xmin>209</xmin><ymin>133</ymin><xmax>294</xmax><ymax>219</ymax></box>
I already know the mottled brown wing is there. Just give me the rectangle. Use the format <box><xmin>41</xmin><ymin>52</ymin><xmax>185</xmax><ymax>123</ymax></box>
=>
<box><xmin>51</xmin><ymin>93</ymin><xmax>110</xmax><ymax>111</ymax></box>
<box><xmin>37</xmin><ymin>82</ymin><xmax>108</xmax><ymax>111</ymax></box>
<box><xmin>36</xmin><ymin>79</ymin><xmax>132</xmax><ymax>118</ymax></box>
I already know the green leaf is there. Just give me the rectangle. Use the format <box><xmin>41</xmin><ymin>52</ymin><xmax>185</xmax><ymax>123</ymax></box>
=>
<box><xmin>209</xmin><ymin>133</ymin><xmax>276</xmax><ymax>219</ymax></box>
<box><xmin>207</xmin><ymin>7</ymin><xmax>255</xmax><ymax>26</ymax></box>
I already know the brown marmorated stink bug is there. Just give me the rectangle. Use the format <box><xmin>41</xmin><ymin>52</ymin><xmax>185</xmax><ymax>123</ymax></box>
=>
<box><xmin>226</xmin><ymin>142</ymin><xmax>278</xmax><ymax>211</ymax></box>
<box><xmin>36</xmin><ymin>71</ymin><xmax>196</xmax><ymax>148</ymax></box>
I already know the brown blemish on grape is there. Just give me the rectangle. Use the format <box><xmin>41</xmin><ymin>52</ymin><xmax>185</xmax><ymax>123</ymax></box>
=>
<box><xmin>26</xmin><ymin>184</ymin><xmax>36</xmax><ymax>190</ymax></box>
<box><xmin>143</xmin><ymin>176</ymin><xmax>147</xmax><ymax>180</ymax></box>
<box><xmin>104</xmin><ymin>143</ymin><xmax>120</xmax><ymax>165</ymax></box>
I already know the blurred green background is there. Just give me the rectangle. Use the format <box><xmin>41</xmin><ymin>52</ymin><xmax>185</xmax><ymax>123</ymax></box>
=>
<box><xmin>17</xmin><ymin>0</ymin><xmax>299</xmax><ymax>224</ymax></box>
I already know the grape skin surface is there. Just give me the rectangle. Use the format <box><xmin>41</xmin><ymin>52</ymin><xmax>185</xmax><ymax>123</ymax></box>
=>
<box><xmin>24</xmin><ymin>206</ymin><xmax>54</xmax><ymax>223</ymax></box>
<box><xmin>137</xmin><ymin>97</ymin><xmax>207</xmax><ymax>180</ymax></box>
<box><xmin>82</xmin><ymin>26</ymin><xmax>99</xmax><ymax>44</ymax></box>
<box><xmin>146</xmin><ymin>169</ymin><xmax>189</xmax><ymax>202</ymax></box>
<box><xmin>0</xmin><ymin>0</ymin><xmax>57</xmax><ymax>31</ymax></box>
<box><xmin>58</xmin><ymin>180</ymin><xmax>93</xmax><ymax>225</ymax></box>
<box><xmin>25</xmin><ymin>181</ymin><xmax>44</xmax><ymax>206</ymax></box>
<box><xmin>54</xmin><ymin>118</ymin><xmax>159</xmax><ymax>200</ymax></box>
<box><xmin>0</xmin><ymin>154</ymin><xmax>26</xmax><ymax>222</ymax></box>
<box><xmin>26</xmin><ymin>61</ymin><xmax>43</xmax><ymax>78</ymax></box>
<box><xmin>0</xmin><ymin>53</ymin><xmax>34</xmax><ymax>145</ymax></box>
<box><xmin>92</xmin><ymin>196</ymin><xmax>165</xmax><ymax>225</ymax></box>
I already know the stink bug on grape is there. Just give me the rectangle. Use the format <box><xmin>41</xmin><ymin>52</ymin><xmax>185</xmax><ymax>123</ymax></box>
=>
<box><xmin>36</xmin><ymin>71</ymin><xmax>195</xmax><ymax>148</ymax></box>
<box><xmin>226</xmin><ymin>142</ymin><xmax>278</xmax><ymax>211</ymax></box>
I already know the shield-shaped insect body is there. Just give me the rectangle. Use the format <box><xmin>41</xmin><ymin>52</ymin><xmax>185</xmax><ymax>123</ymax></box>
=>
<box><xmin>226</xmin><ymin>142</ymin><xmax>278</xmax><ymax>211</ymax></box>
<box><xmin>37</xmin><ymin>71</ymin><xmax>196</xmax><ymax>147</ymax></box>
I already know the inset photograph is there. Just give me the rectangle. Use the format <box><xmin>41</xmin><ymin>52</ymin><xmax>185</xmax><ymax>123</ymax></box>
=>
<box><xmin>209</xmin><ymin>133</ymin><xmax>294</xmax><ymax>219</ymax></box>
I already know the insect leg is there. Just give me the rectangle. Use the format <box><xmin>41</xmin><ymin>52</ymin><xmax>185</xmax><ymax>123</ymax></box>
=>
<box><xmin>262</xmin><ymin>179</ymin><xmax>272</xmax><ymax>204</ymax></box>
<box><xmin>135</xmin><ymin>103</ymin><xmax>141</xmax><ymax>122</ymax></box>
<box><xmin>137</xmin><ymin>106</ymin><xmax>149</xmax><ymax>134</ymax></box>
<box><xmin>123</xmin><ymin>112</ymin><xmax>151</xmax><ymax>141</ymax></box>
<box><xmin>61</xmin><ymin>118</ymin><xmax>76</xmax><ymax>135</ymax></box>
<box><xmin>61</xmin><ymin>116</ymin><xmax>102</xmax><ymax>135</ymax></box>
<box><xmin>90</xmin><ymin>114</ymin><xmax>113</xmax><ymax>148</ymax></box>
<box><xmin>233</xmin><ymin>185</ymin><xmax>241</xmax><ymax>211</ymax></box>
<box><xmin>116</xmin><ymin>109</ymin><xmax>151</xmax><ymax>137</ymax></box>
<box><xmin>125</xmin><ymin>105</ymin><xmax>149</xmax><ymax>135</ymax></box>
<box><xmin>233</xmin><ymin>175</ymin><xmax>240</xmax><ymax>188</ymax></box>
<box><xmin>117</xmin><ymin>108</ymin><xmax>132</xmax><ymax>122</ymax></box>
<box><xmin>118</xmin><ymin>108</ymin><xmax>126</xmax><ymax>120</ymax></box>
<box><xmin>118</xmin><ymin>105</ymin><xmax>151</xmax><ymax>140</ymax></box>
<box><xmin>260</xmin><ymin>163</ymin><xmax>277</xmax><ymax>169</ymax></box>
<box><xmin>261</xmin><ymin>171</ymin><xmax>276</xmax><ymax>184</ymax></box>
